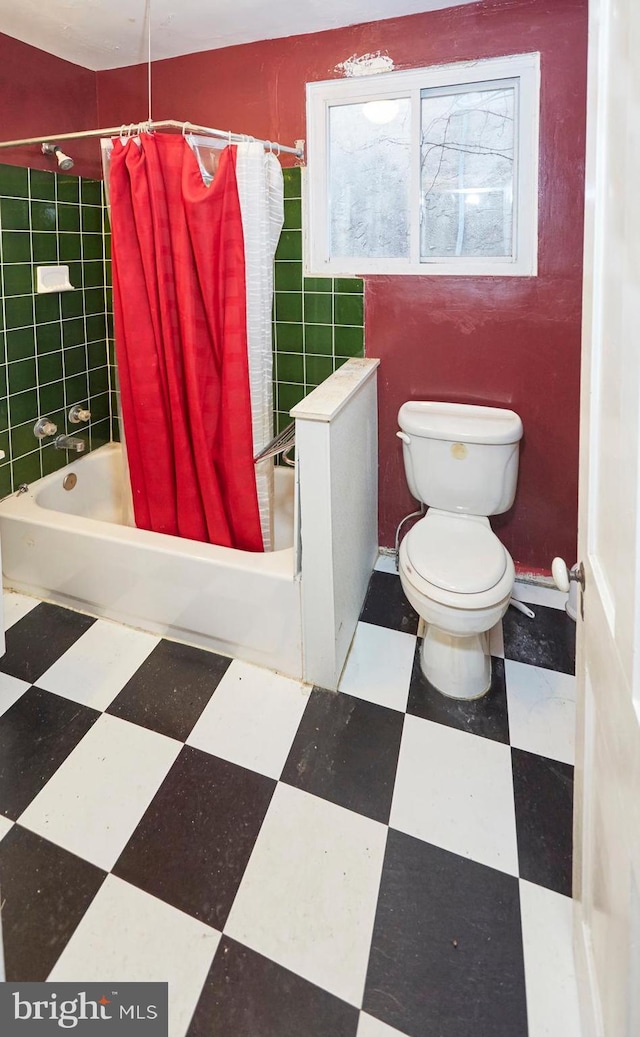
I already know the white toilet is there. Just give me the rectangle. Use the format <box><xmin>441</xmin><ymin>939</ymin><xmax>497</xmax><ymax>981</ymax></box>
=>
<box><xmin>397</xmin><ymin>401</ymin><xmax>523</xmax><ymax>700</ymax></box>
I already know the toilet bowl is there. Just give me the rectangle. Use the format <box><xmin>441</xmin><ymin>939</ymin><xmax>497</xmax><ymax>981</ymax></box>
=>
<box><xmin>396</xmin><ymin>401</ymin><xmax>523</xmax><ymax>701</ymax></box>
<box><xmin>399</xmin><ymin>511</ymin><xmax>515</xmax><ymax>698</ymax></box>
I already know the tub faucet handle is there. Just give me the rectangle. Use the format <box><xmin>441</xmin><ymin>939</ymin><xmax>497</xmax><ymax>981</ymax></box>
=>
<box><xmin>69</xmin><ymin>405</ymin><xmax>91</xmax><ymax>424</ymax></box>
<box><xmin>34</xmin><ymin>416</ymin><xmax>58</xmax><ymax>439</ymax></box>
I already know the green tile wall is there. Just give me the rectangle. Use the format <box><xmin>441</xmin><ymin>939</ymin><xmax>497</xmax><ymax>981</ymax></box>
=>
<box><xmin>273</xmin><ymin>166</ymin><xmax>364</xmax><ymax>433</ymax></box>
<box><xmin>0</xmin><ymin>163</ymin><xmax>111</xmax><ymax>496</ymax></box>
<box><xmin>103</xmin><ymin>222</ymin><xmax>118</xmax><ymax>444</ymax></box>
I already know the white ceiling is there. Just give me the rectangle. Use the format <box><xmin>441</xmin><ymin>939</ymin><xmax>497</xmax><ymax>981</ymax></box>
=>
<box><xmin>0</xmin><ymin>0</ymin><xmax>478</xmax><ymax>71</ymax></box>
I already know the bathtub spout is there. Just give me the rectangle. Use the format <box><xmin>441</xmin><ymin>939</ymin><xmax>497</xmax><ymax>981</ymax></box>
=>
<box><xmin>54</xmin><ymin>434</ymin><xmax>86</xmax><ymax>453</ymax></box>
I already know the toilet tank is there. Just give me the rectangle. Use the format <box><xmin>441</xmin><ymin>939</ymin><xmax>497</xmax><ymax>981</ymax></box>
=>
<box><xmin>398</xmin><ymin>402</ymin><xmax>523</xmax><ymax>516</ymax></box>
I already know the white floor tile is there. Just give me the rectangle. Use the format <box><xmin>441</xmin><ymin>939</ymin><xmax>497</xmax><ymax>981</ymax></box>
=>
<box><xmin>0</xmin><ymin>673</ymin><xmax>30</xmax><ymax>717</ymax></box>
<box><xmin>513</xmin><ymin>580</ymin><xmax>568</xmax><ymax>611</ymax></box>
<box><xmin>390</xmin><ymin>715</ymin><xmax>518</xmax><ymax>876</ymax></box>
<box><xmin>225</xmin><ymin>782</ymin><xmax>387</xmax><ymax>1007</ymax></box>
<box><xmin>505</xmin><ymin>660</ymin><xmax>576</xmax><ymax>765</ymax></box>
<box><xmin>519</xmin><ymin>879</ymin><xmax>582</xmax><ymax>1037</ymax></box>
<box><xmin>49</xmin><ymin>875</ymin><xmax>220</xmax><ymax>1037</ymax></box>
<box><xmin>0</xmin><ymin>811</ymin><xmax>11</xmax><ymax>982</ymax></box>
<box><xmin>3</xmin><ymin>591</ymin><xmax>40</xmax><ymax>630</ymax></box>
<box><xmin>37</xmin><ymin>620</ymin><xmax>160</xmax><ymax>711</ymax></box>
<box><xmin>338</xmin><ymin>622</ymin><xmax>416</xmax><ymax>712</ymax></box>
<box><xmin>374</xmin><ymin>554</ymin><xmax>398</xmax><ymax>574</ymax></box>
<box><xmin>186</xmin><ymin>660</ymin><xmax>310</xmax><ymax>779</ymax></box>
<box><xmin>19</xmin><ymin>714</ymin><xmax>181</xmax><ymax>870</ymax></box>
<box><xmin>357</xmin><ymin>1013</ymin><xmax>408</xmax><ymax>1036</ymax></box>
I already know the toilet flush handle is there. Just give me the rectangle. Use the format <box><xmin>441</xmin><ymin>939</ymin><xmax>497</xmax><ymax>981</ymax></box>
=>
<box><xmin>396</xmin><ymin>431</ymin><xmax>411</xmax><ymax>444</ymax></box>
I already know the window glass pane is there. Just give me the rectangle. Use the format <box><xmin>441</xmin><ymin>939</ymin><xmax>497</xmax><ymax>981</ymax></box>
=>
<box><xmin>329</xmin><ymin>99</ymin><xmax>411</xmax><ymax>259</ymax></box>
<box><xmin>420</xmin><ymin>85</ymin><xmax>515</xmax><ymax>260</ymax></box>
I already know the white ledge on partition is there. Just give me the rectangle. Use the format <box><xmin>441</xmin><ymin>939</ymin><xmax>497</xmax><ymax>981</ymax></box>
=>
<box><xmin>290</xmin><ymin>357</ymin><xmax>380</xmax><ymax>423</ymax></box>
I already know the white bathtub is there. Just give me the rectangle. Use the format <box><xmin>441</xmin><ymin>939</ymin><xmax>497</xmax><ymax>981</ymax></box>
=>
<box><xmin>0</xmin><ymin>443</ymin><xmax>303</xmax><ymax>677</ymax></box>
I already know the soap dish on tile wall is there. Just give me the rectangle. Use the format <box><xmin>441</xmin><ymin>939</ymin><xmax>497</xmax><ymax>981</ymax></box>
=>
<box><xmin>36</xmin><ymin>265</ymin><xmax>75</xmax><ymax>293</ymax></box>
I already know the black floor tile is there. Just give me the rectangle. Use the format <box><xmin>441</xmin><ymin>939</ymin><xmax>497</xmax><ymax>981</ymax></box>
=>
<box><xmin>363</xmin><ymin>830</ymin><xmax>528</xmax><ymax>1037</ymax></box>
<box><xmin>0</xmin><ymin>825</ymin><xmax>106</xmax><ymax>980</ymax></box>
<box><xmin>512</xmin><ymin>747</ymin><xmax>574</xmax><ymax>897</ymax></box>
<box><xmin>280</xmin><ymin>688</ymin><xmax>404</xmax><ymax>824</ymax></box>
<box><xmin>106</xmin><ymin>640</ymin><xmax>232</xmax><ymax>742</ymax></box>
<box><xmin>0</xmin><ymin>603</ymin><xmax>95</xmax><ymax>685</ymax></box>
<box><xmin>503</xmin><ymin>603</ymin><xmax>575</xmax><ymax>675</ymax></box>
<box><xmin>359</xmin><ymin>571</ymin><xmax>419</xmax><ymax>635</ymax></box>
<box><xmin>0</xmin><ymin>687</ymin><xmax>100</xmax><ymax>820</ymax></box>
<box><xmin>187</xmin><ymin>936</ymin><xmax>359</xmax><ymax>1037</ymax></box>
<box><xmin>407</xmin><ymin>645</ymin><xmax>510</xmax><ymax>743</ymax></box>
<box><xmin>113</xmin><ymin>747</ymin><xmax>276</xmax><ymax>930</ymax></box>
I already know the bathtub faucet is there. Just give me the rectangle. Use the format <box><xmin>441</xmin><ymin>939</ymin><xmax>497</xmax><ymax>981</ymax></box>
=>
<box><xmin>54</xmin><ymin>434</ymin><xmax>86</xmax><ymax>453</ymax></box>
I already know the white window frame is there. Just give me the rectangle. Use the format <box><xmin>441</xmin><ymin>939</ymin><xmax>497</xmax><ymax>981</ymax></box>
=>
<box><xmin>305</xmin><ymin>52</ymin><xmax>540</xmax><ymax>277</ymax></box>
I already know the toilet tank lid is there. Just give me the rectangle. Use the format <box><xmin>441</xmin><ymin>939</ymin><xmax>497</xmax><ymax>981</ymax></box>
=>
<box><xmin>398</xmin><ymin>402</ymin><xmax>523</xmax><ymax>444</ymax></box>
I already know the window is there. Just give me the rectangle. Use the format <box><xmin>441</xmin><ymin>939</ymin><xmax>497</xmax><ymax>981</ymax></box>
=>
<box><xmin>306</xmin><ymin>53</ymin><xmax>540</xmax><ymax>276</ymax></box>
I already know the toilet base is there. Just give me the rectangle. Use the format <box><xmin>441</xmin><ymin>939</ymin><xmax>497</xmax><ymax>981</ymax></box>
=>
<box><xmin>421</xmin><ymin>625</ymin><xmax>491</xmax><ymax>700</ymax></box>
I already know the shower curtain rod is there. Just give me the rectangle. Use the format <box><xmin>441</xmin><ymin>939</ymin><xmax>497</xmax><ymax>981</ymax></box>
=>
<box><xmin>0</xmin><ymin>119</ymin><xmax>304</xmax><ymax>158</ymax></box>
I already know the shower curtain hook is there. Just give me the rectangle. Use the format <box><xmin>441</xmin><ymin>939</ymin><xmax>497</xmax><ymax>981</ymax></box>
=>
<box><xmin>275</xmin><ymin>142</ymin><xmax>281</xmax><ymax>157</ymax></box>
<box><xmin>182</xmin><ymin>121</ymin><xmax>191</xmax><ymax>138</ymax></box>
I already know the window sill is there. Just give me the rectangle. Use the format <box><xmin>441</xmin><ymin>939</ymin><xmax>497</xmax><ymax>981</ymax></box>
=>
<box><xmin>304</xmin><ymin>260</ymin><xmax>538</xmax><ymax>278</ymax></box>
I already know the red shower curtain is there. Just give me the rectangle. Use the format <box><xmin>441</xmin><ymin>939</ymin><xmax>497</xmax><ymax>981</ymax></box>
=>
<box><xmin>109</xmin><ymin>133</ymin><xmax>263</xmax><ymax>551</ymax></box>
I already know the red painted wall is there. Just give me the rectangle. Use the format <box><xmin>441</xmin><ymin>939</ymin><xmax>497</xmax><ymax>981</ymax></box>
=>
<box><xmin>97</xmin><ymin>0</ymin><xmax>587</xmax><ymax>571</ymax></box>
<box><xmin>0</xmin><ymin>33</ymin><xmax>100</xmax><ymax>179</ymax></box>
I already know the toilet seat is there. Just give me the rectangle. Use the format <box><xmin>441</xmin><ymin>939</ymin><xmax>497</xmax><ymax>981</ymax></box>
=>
<box><xmin>401</xmin><ymin>511</ymin><xmax>514</xmax><ymax>610</ymax></box>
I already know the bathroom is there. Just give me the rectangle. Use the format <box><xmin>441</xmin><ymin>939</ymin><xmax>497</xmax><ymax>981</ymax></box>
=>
<box><xmin>0</xmin><ymin>0</ymin><xmax>636</xmax><ymax>1035</ymax></box>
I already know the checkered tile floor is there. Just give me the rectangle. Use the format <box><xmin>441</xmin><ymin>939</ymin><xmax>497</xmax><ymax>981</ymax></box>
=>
<box><xmin>0</xmin><ymin>561</ymin><xmax>582</xmax><ymax>1037</ymax></box>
